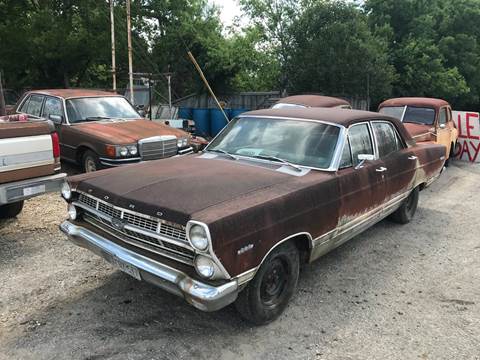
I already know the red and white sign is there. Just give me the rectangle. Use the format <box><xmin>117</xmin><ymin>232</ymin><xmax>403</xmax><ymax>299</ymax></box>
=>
<box><xmin>453</xmin><ymin>111</ymin><xmax>480</xmax><ymax>162</ymax></box>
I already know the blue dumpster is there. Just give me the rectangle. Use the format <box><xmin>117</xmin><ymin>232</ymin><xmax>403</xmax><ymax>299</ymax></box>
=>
<box><xmin>192</xmin><ymin>108</ymin><xmax>210</xmax><ymax>137</ymax></box>
<box><xmin>178</xmin><ymin>107</ymin><xmax>193</xmax><ymax>119</ymax></box>
<box><xmin>230</xmin><ymin>108</ymin><xmax>249</xmax><ymax>119</ymax></box>
<box><xmin>211</xmin><ymin>109</ymin><xmax>230</xmax><ymax>136</ymax></box>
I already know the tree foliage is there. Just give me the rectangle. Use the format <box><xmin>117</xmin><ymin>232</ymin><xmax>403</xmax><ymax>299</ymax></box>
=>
<box><xmin>285</xmin><ymin>1</ymin><xmax>396</xmax><ymax>102</ymax></box>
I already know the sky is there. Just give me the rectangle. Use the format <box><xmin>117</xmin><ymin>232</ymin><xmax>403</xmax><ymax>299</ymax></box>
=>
<box><xmin>211</xmin><ymin>0</ymin><xmax>243</xmax><ymax>27</ymax></box>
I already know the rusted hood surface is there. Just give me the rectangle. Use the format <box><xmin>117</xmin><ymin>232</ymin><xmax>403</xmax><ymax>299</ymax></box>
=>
<box><xmin>69</xmin><ymin>155</ymin><xmax>309</xmax><ymax>225</ymax></box>
<box><xmin>0</xmin><ymin>120</ymin><xmax>53</xmax><ymax>139</ymax></box>
<box><xmin>73</xmin><ymin>119</ymin><xmax>186</xmax><ymax>144</ymax></box>
<box><xmin>403</xmin><ymin>123</ymin><xmax>433</xmax><ymax>142</ymax></box>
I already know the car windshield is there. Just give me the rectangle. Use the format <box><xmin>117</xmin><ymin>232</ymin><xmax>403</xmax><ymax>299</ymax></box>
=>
<box><xmin>379</xmin><ymin>106</ymin><xmax>405</xmax><ymax>120</ymax></box>
<box><xmin>66</xmin><ymin>97</ymin><xmax>140</xmax><ymax>123</ymax></box>
<box><xmin>380</xmin><ymin>106</ymin><xmax>436</xmax><ymax>125</ymax></box>
<box><xmin>207</xmin><ymin>117</ymin><xmax>341</xmax><ymax>170</ymax></box>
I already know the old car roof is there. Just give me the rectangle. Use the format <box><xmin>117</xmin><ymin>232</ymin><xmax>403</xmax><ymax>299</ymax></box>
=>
<box><xmin>275</xmin><ymin>95</ymin><xmax>351</xmax><ymax>108</ymax></box>
<box><xmin>27</xmin><ymin>89</ymin><xmax>120</xmax><ymax>99</ymax></box>
<box><xmin>243</xmin><ymin>107</ymin><xmax>414</xmax><ymax>143</ymax></box>
<box><xmin>379</xmin><ymin>97</ymin><xmax>449</xmax><ymax>110</ymax></box>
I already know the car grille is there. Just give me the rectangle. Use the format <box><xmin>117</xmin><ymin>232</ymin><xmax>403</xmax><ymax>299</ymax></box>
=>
<box><xmin>139</xmin><ymin>136</ymin><xmax>178</xmax><ymax>161</ymax></box>
<box><xmin>77</xmin><ymin>193</ymin><xmax>194</xmax><ymax>265</ymax></box>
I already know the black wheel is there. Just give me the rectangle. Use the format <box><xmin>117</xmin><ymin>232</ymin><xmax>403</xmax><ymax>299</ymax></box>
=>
<box><xmin>82</xmin><ymin>150</ymin><xmax>101</xmax><ymax>173</ymax></box>
<box><xmin>389</xmin><ymin>187</ymin><xmax>419</xmax><ymax>224</ymax></box>
<box><xmin>235</xmin><ymin>241</ymin><xmax>300</xmax><ymax>325</ymax></box>
<box><xmin>0</xmin><ymin>201</ymin><xmax>24</xmax><ymax>219</ymax></box>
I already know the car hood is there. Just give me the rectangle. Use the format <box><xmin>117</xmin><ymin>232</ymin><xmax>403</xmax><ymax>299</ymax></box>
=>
<box><xmin>69</xmin><ymin>155</ymin><xmax>308</xmax><ymax>225</ymax></box>
<box><xmin>73</xmin><ymin>119</ymin><xmax>187</xmax><ymax>144</ymax></box>
<box><xmin>403</xmin><ymin>123</ymin><xmax>434</xmax><ymax>142</ymax></box>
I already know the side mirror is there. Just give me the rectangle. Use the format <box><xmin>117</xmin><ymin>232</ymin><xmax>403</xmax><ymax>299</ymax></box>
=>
<box><xmin>135</xmin><ymin>104</ymin><xmax>146</xmax><ymax>118</ymax></box>
<box><xmin>49</xmin><ymin>114</ymin><xmax>63</xmax><ymax>124</ymax></box>
<box><xmin>356</xmin><ymin>154</ymin><xmax>375</xmax><ymax>169</ymax></box>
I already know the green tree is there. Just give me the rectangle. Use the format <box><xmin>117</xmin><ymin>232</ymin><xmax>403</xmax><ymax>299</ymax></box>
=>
<box><xmin>286</xmin><ymin>1</ymin><xmax>397</xmax><ymax>103</ymax></box>
<box><xmin>365</xmin><ymin>0</ymin><xmax>476</xmax><ymax>108</ymax></box>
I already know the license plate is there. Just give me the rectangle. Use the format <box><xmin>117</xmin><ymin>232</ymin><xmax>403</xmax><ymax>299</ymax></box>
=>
<box><xmin>23</xmin><ymin>184</ymin><xmax>46</xmax><ymax>197</ymax></box>
<box><xmin>106</xmin><ymin>254</ymin><xmax>141</xmax><ymax>280</ymax></box>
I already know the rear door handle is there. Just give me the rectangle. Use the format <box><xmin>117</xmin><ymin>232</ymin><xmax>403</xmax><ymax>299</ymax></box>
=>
<box><xmin>408</xmin><ymin>156</ymin><xmax>418</xmax><ymax>160</ymax></box>
<box><xmin>376</xmin><ymin>167</ymin><xmax>387</xmax><ymax>172</ymax></box>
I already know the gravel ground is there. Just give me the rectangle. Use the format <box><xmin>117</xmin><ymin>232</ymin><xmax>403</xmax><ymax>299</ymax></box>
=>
<box><xmin>0</xmin><ymin>162</ymin><xmax>479</xmax><ymax>360</ymax></box>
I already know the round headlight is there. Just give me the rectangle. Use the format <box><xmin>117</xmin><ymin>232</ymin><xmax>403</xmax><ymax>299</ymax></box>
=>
<box><xmin>68</xmin><ymin>204</ymin><xmax>77</xmax><ymax>221</ymax></box>
<box><xmin>194</xmin><ymin>256</ymin><xmax>215</xmax><ymax>279</ymax></box>
<box><xmin>177</xmin><ymin>139</ymin><xmax>183</xmax><ymax>148</ymax></box>
<box><xmin>183</xmin><ymin>138</ymin><xmax>188</xmax><ymax>147</ymax></box>
<box><xmin>128</xmin><ymin>145</ymin><xmax>138</xmax><ymax>156</ymax></box>
<box><xmin>189</xmin><ymin>224</ymin><xmax>209</xmax><ymax>251</ymax></box>
<box><xmin>119</xmin><ymin>146</ymin><xmax>129</xmax><ymax>157</ymax></box>
<box><xmin>61</xmin><ymin>182</ymin><xmax>72</xmax><ymax>200</ymax></box>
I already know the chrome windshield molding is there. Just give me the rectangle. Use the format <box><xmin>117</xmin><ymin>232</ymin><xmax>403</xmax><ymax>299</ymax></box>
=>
<box><xmin>60</xmin><ymin>221</ymin><xmax>239</xmax><ymax>312</ymax></box>
<box><xmin>235</xmin><ymin>115</ymin><xmax>346</xmax><ymax>129</ymax></box>
<box><xmin>186</xmin><ymin>220</ymin><xmax>231</xmax><ymax>280</ymax></box>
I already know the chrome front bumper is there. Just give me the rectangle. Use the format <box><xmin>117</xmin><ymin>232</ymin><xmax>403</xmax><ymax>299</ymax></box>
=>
<box><xmin>99</xmin><ymin>147</ymin><xmax>194</xmax><ymax>168</ymax></box>
<box><xmin>60</xmin><ymin>221</ymin><xmax>239</xmax><ymax>312</ymax></box>
<box><xmin>0</xmin><ymin>172</ymin><xmax>66</xmax><ymax>205</ymax></box>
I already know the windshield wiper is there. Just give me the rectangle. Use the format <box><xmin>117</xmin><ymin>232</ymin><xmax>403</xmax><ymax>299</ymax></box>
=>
<box><xmin>253</xmin><ymin>155</ymin><xmax>303</xmax><ymax>172</ymax></box>
<box><xmin>208</xmin><ymin>148</ymin><xmax>238</xmax><ymax>160</ymax></box>
<box><xmin>84</xmin><ymin>116</ymin><xmax>113</xmax><ymax>122</ymax></box>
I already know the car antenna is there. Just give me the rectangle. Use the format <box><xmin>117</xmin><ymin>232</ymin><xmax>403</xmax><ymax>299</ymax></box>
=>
<box><xmin>187</xmin><ymin>51</ymin><xmax>230</xmax><ymax>124</ymax></box>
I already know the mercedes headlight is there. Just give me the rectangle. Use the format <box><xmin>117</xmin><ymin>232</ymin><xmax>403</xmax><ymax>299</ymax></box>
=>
<box><xmin>189</xmin><ymin>224</ymin><xmax>209</xmax><ymax>251</ymax></box>
<box><xmin>128</xmin><ymin>145</ymin><xmax>138</xmax><ymax>156</ymax></box>
<box><xmin>177</xmin><ymin>137</ymin><xmax>188</xmax><ymax>148</ymax></box>
<box><xmin>68</xmin><ymin>204</ymin><xmax>78</xmax><ymax>221</ymax></box>
<box><xmin>119</xmin><ymin>146</ymin><xmax>129</xmax><ymax>157</ymax></box>
<box><xmin>194</xmin><ymin>256</ymin><xmax>215</xmax><ymax>279</ymax></box>
<box><xmin>61</xmin><ymin>182</ymin><xmax>72</xmax><ymax>200</ymax></box>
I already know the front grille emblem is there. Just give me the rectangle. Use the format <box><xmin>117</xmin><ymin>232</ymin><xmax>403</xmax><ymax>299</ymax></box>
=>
<box><xmin>112</xmin><ymin>217</ymin><xmax>126</xmax><ymax>231</ymax></box>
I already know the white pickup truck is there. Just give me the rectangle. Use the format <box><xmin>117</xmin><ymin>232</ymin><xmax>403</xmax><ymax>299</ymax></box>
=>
<box><xmin>0</xmin><ymin>115</ymin><xmax>66</xmax><ymax>218</ymax></box>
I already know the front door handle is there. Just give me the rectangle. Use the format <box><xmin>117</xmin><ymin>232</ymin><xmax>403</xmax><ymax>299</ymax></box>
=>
<box><xmin>376</xmin><ymin>167</ymin><xmax>387</xmax><ymax>172</ymax></box>
<box><xmin>408</xmin><ymin>156</ymin><xmax>418</xmax><ymax>160</ymax></box>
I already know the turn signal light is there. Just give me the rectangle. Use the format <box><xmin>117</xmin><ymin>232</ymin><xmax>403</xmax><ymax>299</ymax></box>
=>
<box><xmin>105</xmin><ymin>145</ymin><xmax>116</xmax><ymax>158</ymax></box>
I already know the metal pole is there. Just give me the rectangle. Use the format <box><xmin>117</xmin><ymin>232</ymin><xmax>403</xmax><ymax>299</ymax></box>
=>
<box><xmin>0</xmin><ymin>71</ymin><xmax>6</xmax><ymax>116</ymax></box>
<box><xmin>167</xmin><ymin>74</ymin><xmax>172</xmax><ymax>113</ymax></box>
<box><xmin>126</xmin><ymin>0</ymin><xmax>134</xmax><ymax>104</ymax></box>
<box><xmin>110</xmin><ymin>0</ymin><xmax>117</xmax><ymax>92</ymax></box>
<box><xmin>148</xmin><ymin>75</ymin><xmax>152</xmax><ymax>121</ymax></box>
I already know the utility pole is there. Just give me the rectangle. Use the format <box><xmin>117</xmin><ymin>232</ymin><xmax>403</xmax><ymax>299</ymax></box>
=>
<box><xmin>110</xmin><ymin>0</ymin><xmax>117</xmax><ymax>92</ymax></box>
<box><xmin>126</xmin><ymin>0</ymin><xmax>134</xmax><ymax>104</ymax></box>
<box><xmin>0</xmin><ymin>71</ymin><xmax>6</xmax><ymax>116</ymax></box>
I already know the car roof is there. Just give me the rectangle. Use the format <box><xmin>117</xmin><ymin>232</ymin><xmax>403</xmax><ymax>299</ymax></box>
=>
<box><xmin>242</xmin><ymin>107</ymin><xmax>414</xmax><ymax>143</ymax></box>
<box><xmin>379</xmin><ymin>97</ymin><xmax>449</xmax><ymax>111</ymax></box>
<box><xmin>275</xmin><ymin>95</ymin><xmax>351</xmax><ymax>108</ymax></box>
<box><xmin>26</xmin><ymin>89</ymin><xmax>120</xmax><ymax>99</ymax></box>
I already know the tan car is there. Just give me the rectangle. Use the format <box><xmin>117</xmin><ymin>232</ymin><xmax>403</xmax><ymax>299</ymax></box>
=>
<box><xmin>379</xmin><ymin>97</ymin><xmax>458</xmax><ymax>165</ymax></box>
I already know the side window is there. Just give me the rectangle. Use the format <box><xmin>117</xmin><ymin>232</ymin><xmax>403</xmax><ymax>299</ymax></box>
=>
<box><xmin>339</xmin><ymin>139</ymin><xmax>353</xmax><ymax>168</ymax></box>
<box><xmin>42</xmin><ymin>97</ymin><xmax>63</xmax><ymax>122</ymax></box>
<box><xmin>349</xmin><ymin>124</ymin><xmax>374</xmax><ymax>166</ymax></box>
<box><xmin>372</xmin><ymin>122</ymin><xmax>402</xmax><ymax>158</ymax></box>
<box><xmin>439</xmin><ymin>108</ymin><xmax>447</xmax><ymax>126</ymax></box>
<box><xmin>23</xmin><ymin>95</ymin><xmax>44</xmax><ymax>117</ymax></box>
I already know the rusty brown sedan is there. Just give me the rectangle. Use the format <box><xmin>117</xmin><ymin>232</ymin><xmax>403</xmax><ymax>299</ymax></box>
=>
<box><xmin>13</xmin><ymin>89</ymin><xmax>192</xmax><ymax>172</ymax></box>
<box><xmin>60</xmin><ymin>108</ymin><xmax>446</xmax><ymax>324</ymax></box>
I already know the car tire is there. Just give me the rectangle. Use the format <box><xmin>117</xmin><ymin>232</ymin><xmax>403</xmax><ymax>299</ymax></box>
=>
<box><xmin>235</xmin><ymin>241</ymin><xmax>300</xmax><ymax>325</ymax></box>
<box><xmin>389</xmin><ymin>187</ymin><xmax>419</xmax><ymax>224</ymax></box>
<box><xmin>0</xmin><ymin>201</ymin><xmax>25</xmax><ymax>219</ymax></box>
<box><xmin>82</xmin><ymin>150</ymin><xmax>101</xmax><ymax>173</ymax></box>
